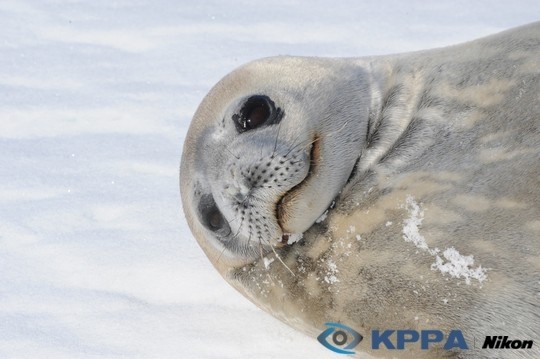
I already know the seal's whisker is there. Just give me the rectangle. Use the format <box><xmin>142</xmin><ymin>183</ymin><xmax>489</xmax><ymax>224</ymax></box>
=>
<box><xmin>258</xmin><ymin>237</ymin><xmax>265</xmax><ymax>266</ymax></box>
<box><xmin>282</xmin><ymin>131</ymin><xmax>306</xmax><ymax>156</ymax></box>
<box><xmin>216</xmin><ymin>245</ymin><xmax>228</xmax><ymax>265</ymax></box>
<box><xmin>325</xmin><ymin>120</ymin><xmax>350</xmax><ymax>137</ymax></box>
<box><xmin>285</xmin><ymin>120</ymin><xmax>346</xmax><ymax>160</ymax></box>
<box><xmin>227</xmin><ymin>216</ymin><xmax>241</xmax><ymax>224</ymax></box>
<box><xmin>271</xmin><ymin>119</ymin><xmax>283</xmax><ymax>158</ymax></box>
<box><xmin>284</xmin><ymin>135</ymin><xmax>314</xmax><ymax>157</ymax></box>
<box><xmin>216</xmin><ymin>213</ymin><xmax>243</xmax><ymax>265</ymax></box>
<box><xmin>287</xmin><ymin>136</ymin><xmax>320</xmax><ymax>156</ymax></box>
<box><xmin>270</xmin><ymin>244</ymin><xmax>295</xmax><ymax>276</ymax></box>
<box><xmin>226</xmin><ymin>210</ymin><xmax>241</xmax><ymax>224</ymax></box>
<box><xmin>230</xmin><ymin>216</ymin><xmax>245</xmax><ymax>241</ymax></box>
<box><xmin>224</xmin><ymin>145</ymin><xmax>240</xmax><ymax>160</ymax></box>
<box><xmin>246</xmin><ymin>230</ymin><xmax>253</xmax><ymax>249</ymax></box>
<box><xmin>258</xmin><ymin>237</ymin><xmax>279</xmax><ymax>286</ymax></box>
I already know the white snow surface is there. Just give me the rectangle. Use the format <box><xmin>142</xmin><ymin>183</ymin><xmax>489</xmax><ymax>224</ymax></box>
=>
<box><xmin>1</xmin><ymin>1</ymin><xmax>537</xmax><ymax>358</ymax></box>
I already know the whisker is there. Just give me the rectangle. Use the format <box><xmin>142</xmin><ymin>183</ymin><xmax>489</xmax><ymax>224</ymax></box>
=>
<box><xmin>283</xmin><ymin>121</ymin><xmax>349</xmax><ymax>158</ymax></box>
<box><xmin>271</xmin><ymin>120</ymin><xmax>283</xmax><ymax>158</ymax></box>
<box><xmin>270</xmin><ymin>244</ymin><xmax>295</xmax><ymax>276</ymax></box>
<box><xmin>284</xmin><ymin>137</ymin><xmax>313</xmax><ymax>158</ymax></box>
<box><xmin>258</xmin><ymin>237</ymin><xmax>265</xmax><ymax>266</ymax></box>
<box><xmin>226</xmin><ymin>210</ymin><xmax>241</xmax><ymax>224</ymax></box>
<box><xmin>216</xmin><ymin>245</ymin><xmax>228</xmax><ymax>265</ymax></box>
<box><xmin>325</xmin><ymin>120</ymin><xmax>350</xmax><ymax>137</ymax></box>
<box><xmin>230</xmin><ymin>216</ymin><xmax>245</xmax><ymax>241</ymax></box>
<box><xmin>285</xmin><ymin>136</ymin><xmax>320</xmax><ymax>159</ymax></box>
<box><xmin>258</xmin><ymin>237</ymin><xmax>280</xmax><ymax>286</ymax></box>
<box><xmin>284</xmin><ymin>132</ymin><xmax>306</xmax><ymax>157</ymax></box>
<box><xmin>224</xmin><ymin>144</ymin><xmax>240</xmax><ymax>160</ymax></box>
<box><xmin>217</xmin><ymin>214</ymin><xmax>242</xmax><ymax>265</ymax></box>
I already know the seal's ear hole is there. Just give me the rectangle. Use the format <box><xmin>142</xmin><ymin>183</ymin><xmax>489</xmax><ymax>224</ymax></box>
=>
<box><xmin>232</xmin><ymin>95</ymin><xmax>282</xmax><ymax>133</ymax></box>
<box><xmin>198</xmin><ymin>194</ymin><xmax>231</xmax><ymax>237</ymax></box>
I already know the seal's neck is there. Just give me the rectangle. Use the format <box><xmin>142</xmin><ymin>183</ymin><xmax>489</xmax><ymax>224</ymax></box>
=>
<box><xmin>362</xmin><ymin>59</ymin><xmax>434</xmax><ymax>172</ymax></box>
<box><xmin>338</xmin><ymin>58</ymin><xmax>438</xmax><ymax>206</ymax></box>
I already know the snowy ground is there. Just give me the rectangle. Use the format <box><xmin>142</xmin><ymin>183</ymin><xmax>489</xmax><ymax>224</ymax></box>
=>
<box><xmin>0</xmin><ymin>1</ymin><xmax>538</xmax><ymax>358</ymax></box>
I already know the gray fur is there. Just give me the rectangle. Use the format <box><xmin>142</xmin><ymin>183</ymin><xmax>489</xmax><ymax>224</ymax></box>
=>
<box><xmin>181</xmin><ymin>22</ymin><xmax>540</xmax><ymax>358</ymax></box>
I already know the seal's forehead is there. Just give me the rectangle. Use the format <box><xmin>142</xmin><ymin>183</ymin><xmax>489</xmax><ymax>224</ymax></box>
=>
<box><xmin>181</xmin><ymin>56</ymin><xmax>345</xmax><ymax>173</ymax></box>
<box><xmin>187</xmin><ymin>56</ymin><xmax>342</xmax><ymax>130</ymax></box>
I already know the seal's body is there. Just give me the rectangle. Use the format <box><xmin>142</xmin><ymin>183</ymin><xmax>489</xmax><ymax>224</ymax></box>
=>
<box><xmin>180</xmin><ymin>23</ymin><xmax>539</xmax><ymax>358</ymax></box>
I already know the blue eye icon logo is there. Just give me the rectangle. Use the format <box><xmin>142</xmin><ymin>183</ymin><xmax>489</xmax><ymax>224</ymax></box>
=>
<box><xmin>317</xmin><ymin>322</ymin><xmax>363</xmax><ymax>354</ymax></box>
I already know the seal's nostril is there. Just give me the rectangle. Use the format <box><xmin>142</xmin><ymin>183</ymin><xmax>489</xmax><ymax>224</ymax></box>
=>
<box><xmin>233</xmin><ymin>182</ymin><xmax>251</xmax><ymax>202</ymax></box>
<box><xmin>225</xmin><ymin>185</ymin><xmax>237</xmax><ymax>197</ymax></box>
<box><xmin>234</xmin><ymin>193</ymin><xmax>245</xmax><ymax>202</ymax></box>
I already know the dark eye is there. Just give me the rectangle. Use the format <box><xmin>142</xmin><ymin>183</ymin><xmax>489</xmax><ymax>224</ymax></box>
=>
<box><xmin>232</xmin><ymin>95</ymin><xmax>283</xmax><ymax>132</ymax></box>
<box><xmin>198</xmin><ymin>194</ymin><xmax>231</xmax><ymax>237</ymax></box>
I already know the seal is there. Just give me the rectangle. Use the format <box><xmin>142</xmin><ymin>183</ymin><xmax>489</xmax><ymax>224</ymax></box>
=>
<box><xmin>180</xmin><ymin>22</ymin><xmax>539</xmax><ymax>358</ymax></box>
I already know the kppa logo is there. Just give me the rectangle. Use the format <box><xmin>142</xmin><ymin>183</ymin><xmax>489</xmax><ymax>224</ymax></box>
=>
<box><xmin>317</xmin><ymin>322</ymin><xmax>363</xmax><ymax>354</ymax></box>
<box><xmin>317</xmin><ymin>325</ymin><xmax>468</xmax><ymax>354</ymax></box>
<box><xmin>371</xmin><ymin>329</ymin><xmax>468</xmax><ymax>350</ymax></box>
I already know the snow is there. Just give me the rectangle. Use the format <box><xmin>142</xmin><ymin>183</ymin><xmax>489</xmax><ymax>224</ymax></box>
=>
<box><xmin>402</xmin><ymin>196</ymin><xmax>487</xmax><ymax>285</ymax></box>
<box><xmin>323</xmin><ymin>260</ymin><xmax>340</xmax><ymax>285</ymax></box>
<box><xmin>1</xmin><ymin>1</ymin><xmax>536</xmax><ymax>358</ymax></box>
<box><xmin>431</xmin><ymin>247</ymin><xmax>488</xmax><ymax>285</ymax></box>
<box><xmin>402</xmin><ymin>195</ymin><xmax>434</xmax><ymax>253</ymax></box>
<box><xmin>263</xmin><ymin>256</ymin><xmax>275</xmax><ymax>269</ymax></box>
<box><xmin>286</xmin><ymin>232</ymin><xmax>303</xmax><ymax>245</ymax></box>
<box><xmin>315</xmin><ymin>210</ymin><xmax>328</xmax><ymax>223</ymax></box>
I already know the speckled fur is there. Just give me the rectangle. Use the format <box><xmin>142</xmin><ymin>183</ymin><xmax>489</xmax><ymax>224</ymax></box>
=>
<box><xmin>181</xmin><ymin>23</ymin><xmax>539</xmax><ymax>358</ymax></box>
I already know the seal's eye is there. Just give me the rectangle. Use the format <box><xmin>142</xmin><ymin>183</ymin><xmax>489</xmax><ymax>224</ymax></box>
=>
<box><xmin>232</xmin><ymin>95</ymin><xmax>283</xmax><ymax>133</ymax></box>
<box><xmin>198</xmin><ymin>194</ymin><xmax>231</xmax><ymax>237</ymax></box>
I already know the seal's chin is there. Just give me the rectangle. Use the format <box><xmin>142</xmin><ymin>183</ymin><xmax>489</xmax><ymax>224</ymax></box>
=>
<box><xmin>276</xmin><ymin>134</ymin><xmax>322</xmax><ymax>244</ymax></box>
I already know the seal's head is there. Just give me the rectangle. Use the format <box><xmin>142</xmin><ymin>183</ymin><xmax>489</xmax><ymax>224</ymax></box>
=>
<box><xmin>180</xmin><ymin>57</ymin><xmax>369</xmax><ymax>272</ymax></box>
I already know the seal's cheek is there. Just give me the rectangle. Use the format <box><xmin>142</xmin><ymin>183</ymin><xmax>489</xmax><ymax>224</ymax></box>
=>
<box><xmin>277</xmin><ymin>134</ymin><xmax>325</xmax><ymax>234</ymax></box>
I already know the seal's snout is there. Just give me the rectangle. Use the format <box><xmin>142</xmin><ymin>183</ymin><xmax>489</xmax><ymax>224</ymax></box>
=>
<box><xmin>219</xmin><ymin>142</ymin><xmax>311</xmax><ymax>246</ymax></box>
<box><xmin>224</xmin><ymin>167</ymin><xmax>252</xmax><ymax>203</ymax></box>
<box><xmin>224</xmin><ymin>149</ymin><xmax>309</xmax><ymax>206</ymax></box>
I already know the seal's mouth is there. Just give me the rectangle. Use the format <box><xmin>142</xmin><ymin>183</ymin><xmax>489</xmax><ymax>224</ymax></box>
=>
<box><xmin>275</xmin><ymin>134</ymin><xmax>321</xmax><ymax>245</ymax></box>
